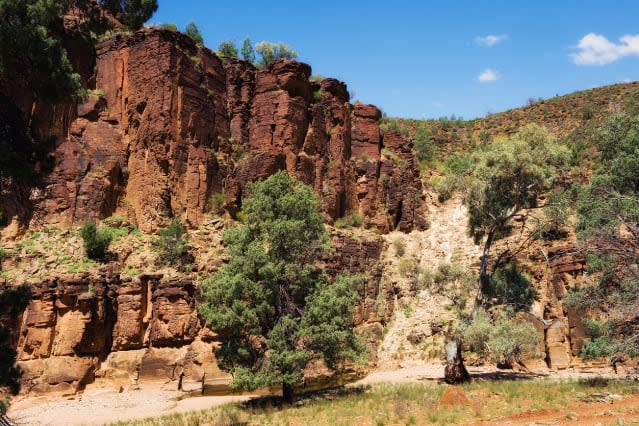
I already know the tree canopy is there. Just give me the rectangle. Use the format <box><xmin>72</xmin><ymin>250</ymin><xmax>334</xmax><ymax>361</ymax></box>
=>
<box><xmin>254</xmin><ymin>41</ymin><xmax>298</xmax><ymax>68</ymax></box>
<box><xmin>0</xmin><ymin>0</ymin><xmax>157</xmax><ymax>103</ymax></box>
<box><xmin>570</xmin><ymin>114</ymin><xmax>639</xmax><ymax>357</ymax></box>
<box><xmin>199</xmin><ymin>172</ymin><xmax>364</xmax><ymax>402</ymax></box>
<box><xmin>100</xmin><ymin>0</ymin><xmax>158</xmax><ymax>30</ymax></box>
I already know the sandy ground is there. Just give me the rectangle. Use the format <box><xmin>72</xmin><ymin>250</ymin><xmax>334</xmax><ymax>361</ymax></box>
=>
<box><xmin>7</xmin><ymin>384</ymin><xmax>254</xmax><ymax>426</ymax></box>
<box><xmin>8</xmin><ymin>363</ymin><xmax>632</xmax><ymax>426</ymax></box>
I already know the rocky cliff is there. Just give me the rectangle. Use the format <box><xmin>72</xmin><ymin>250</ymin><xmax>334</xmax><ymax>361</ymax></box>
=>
<box><xmin>3</xmin><ymin>28</ymin><xmax>426</xmax><ymax>235</ymax></box>
<box><xmin>10</xmin><ymin>228</ymin><xmax>386</xmax><ymax>395</ymax></box>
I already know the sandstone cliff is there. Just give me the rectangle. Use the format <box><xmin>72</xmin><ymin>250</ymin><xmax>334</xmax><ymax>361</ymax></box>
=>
<box><xmin>3</xmin><ymin>28</ymin><xmax>427</xmax><ymax>235</ymax></box>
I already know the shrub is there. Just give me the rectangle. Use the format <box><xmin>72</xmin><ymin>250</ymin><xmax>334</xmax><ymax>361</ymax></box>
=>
<box><xmin>414</xmin><ymin>124</ymin><xmax>435</xmax><ymax>166</ymax></box>
<box><xmin>398</xmin><ymin>258</ymin><xmax>420</xmax><ymax>279</ymax></box>
<box><xmin>485</xmin><ymin>263</ymin><xmax>537</xmax><ymax>311</ymax></box>
<box><xmin>580</xmin><ymin>336</ymin><xmax>617</xmax><ymax>359</ymax></box>
<box><xmin>156</xmin><ymin>219</ymin><xmax>190</xmax><ymax>266</ymax></box>
<box><xmin>217</xmin><ymin>41</ymin><xmax>238</xmax><ymax>58</ymax></box>
<box><xmin>392</xmin><ymin>237</ymin><xmax>406</xmax><ymax>257</ymax></box>
<box><xmin>582</xmin><ymin>318</ymin><xmax>612</xmax><ymax>339</ymax></box>
<box><xmin>0</xmin><ymin>212</ymin><xmax>7</xmax><ymax>227</ymax></box>
<box><xmin>463</xmin><ymin>309</ymin><xmax>541</xmax><ymax>364</ymax></box>
<box><xmin>254</xmin><ymin>41</ymin><xmax>298</xmax><ymax>68</ymax></box>
<box><xmin>0</xmin><ymin>247</ymin><xmax>6</xmax><ymax>262</ymax></box>
<box><xmin>80</xmin><ymin>222</ymin><xmax>112</xmax><ymax>260</ymax></box>
<box><xmin>334</xmin><ymin>213</ymin><xmax>363</xmax><ymax>229</ymax></box>
<box><xmin>185</xmin><ymin>21</ymin><xmax>204</xmax><ymax>45</ymax></box>
<box><xmin>160</xmin><ymin>23</ymin><xmax>178</xmax><ymax>31</ymax></box>
<box><xmin>208</xmin><ymin>192</ymin><xmax>226</xmax><ymax>215</ymax></box>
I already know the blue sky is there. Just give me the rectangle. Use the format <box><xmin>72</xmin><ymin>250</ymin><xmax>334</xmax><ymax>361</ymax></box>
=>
<box><xmin>152</xmin><ymin>1</ymin><xmax>639</xmax><ymax>119</ymax></box>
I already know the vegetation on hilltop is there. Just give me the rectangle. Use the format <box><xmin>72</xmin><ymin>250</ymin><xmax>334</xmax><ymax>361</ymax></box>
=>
<box><xmin>216</xmin><ymin>38</ymin><xmax>298</xmax><ymax>68</ymax></box>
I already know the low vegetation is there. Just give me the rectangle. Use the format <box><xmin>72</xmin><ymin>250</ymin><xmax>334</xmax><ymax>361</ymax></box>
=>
<box><xmin>80</xmin><ymin>221</ymin><xmax>113</xmax><ymax>261</ymax></box>
<box><xmin>155</xmin><ymin>219</ymin><xmax>190</xmax><ymax>267</ymax></box>
<box><xmin>108</xmin><ymin>379</ymin><xmax>639</xmax><ymax>426</ymax></box>
<box><xmin>334</xmin><ymin>213</ymin><xmax>364</xmax><ymax>229</ymax></box>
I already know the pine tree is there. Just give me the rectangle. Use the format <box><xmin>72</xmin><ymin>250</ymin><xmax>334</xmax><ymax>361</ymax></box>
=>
<box><xmin>240</xmin><ymin>38</ymin><xmax>255</xmax><ymax>64</ymax></box>
<box><xmin>200</xmin><ymin>172</ymin><xmax>365</xmax><ymax>402</ymax></box>
<box><xmin>185</xmin><ymin>21</ymin><xmax>204</xmax><ymax>45</ymax></box>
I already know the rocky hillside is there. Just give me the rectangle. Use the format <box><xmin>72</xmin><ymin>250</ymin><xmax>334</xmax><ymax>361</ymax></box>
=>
<box><xmin>390</xmin><ymin>80</ymin><xmax>639</xmax><ymax>157</ymax></box>
<box><xmin>1</xmin><ymin>24</ymin><xmax>635</xmax><ymax>399</ymax></box>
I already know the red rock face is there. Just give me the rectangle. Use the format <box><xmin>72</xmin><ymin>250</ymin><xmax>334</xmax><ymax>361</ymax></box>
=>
<box><xmin>13</xmin><ymin>230</ymin><xmax>387</xmax><ymax>394</ymax></box>
<box><xmin>11</xmin><ymin>28</ymin><xmax>426</xmax><ymax>233</ymax></box>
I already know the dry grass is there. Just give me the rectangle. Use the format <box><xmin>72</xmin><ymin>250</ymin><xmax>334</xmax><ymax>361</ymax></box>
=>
<box><xmin>108</xmin><ymin>378</ymin><xmax>639</xmax><ymax>426</ymax></box>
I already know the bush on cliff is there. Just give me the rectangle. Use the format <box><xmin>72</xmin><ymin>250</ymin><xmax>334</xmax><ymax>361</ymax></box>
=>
<box><xmin>100</xmin><ymin>0</ymin><xmax>158</xmax><ymax>30</ymax></box>
<box><xmin>156</xmin><ymin>219</ymin><xmax>190</xmax><ymax>267</ymax></box>
<box><xmin>255</xmin><ymin>41</ymin><xmax>298</xmax><ymax>68</ymax></box>
<box><xmin>185</xmin><ymin>21</ymin><xmax>204</xmax><ymax>45</ymax></box>
<box><xmin>80</xmin><ymin>221</ymin><xmax>112</xmax><ymax>260</ymax></box>
<box><xmin>200</xmin><ymin>172</ymin><xmax>365</xmax><ymax>403</ymax></box>
<box><xmin>217</xmin><ymin>41</ymin><xmax>238</xmax><ymax>58</ymax></box>
<box><xmin>462</xmin><ymin>309</ymin><xmax>541</xmax><ymax>366</ymax></box>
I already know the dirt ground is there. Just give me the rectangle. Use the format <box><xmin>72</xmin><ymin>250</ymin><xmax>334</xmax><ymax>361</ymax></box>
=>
<box><xmin>8</xmin><ymin>363</ymin><xmax>636</xmax><ymax>426</ymax></box>
<box><xmin>464</xmin><ymin>393</ymin><xmax>639</xmax><ymax>425</ymax></box>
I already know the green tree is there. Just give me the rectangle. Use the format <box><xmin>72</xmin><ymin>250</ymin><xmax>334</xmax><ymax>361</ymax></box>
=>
<box><xmin>464</xmin><ymin>124</ymin><xmax>569</xmax><ymax>312</ymax></box>
<box><xmin>413</xmin><ymin>122</ymin><xmax>435</xmax><ymax>166</ymax></box>
<box><xmin>217</xmin><ymin>40</ymin><xmax>238</xmax><ymax>58</ymax></box>
<box><xmin>442</xmin><ymin>124</ymin><xmax>568</xmax><ymax>383</ymax></box>
<box><xmin>573</xmin><ymin>114</ymin><xmax>639</xmax><ymax>357</ymax></box>
<box><xmin>156</xmin><ymin>219</ymin><xmax>190</xmax><ymax>267</ymax></box>
<box><xmin>0</xmin><ymin>285</ymin><xmax>32</xmax><ymax>415</ymax></box>
<box><xmin>254</xmin><ymin>41</ymin><xmax>298</xmax><ymax>68</ymax></box>
<box><xmin>240</xmin><ymin>37</ymin><xmax>255</xmax><ymax>64</ymax></box>
<box><xmin>184</xmin><ymin>21</ymin><xmax>203</xmax><ymax>45</ymax></box>
<box><xmin>199</xmin><ymin>172</ymin><xmax>364</xmax><ymax>402</ymax></box>
<box><xmin>0</xmin><ymin>0</ymin><xmax>156</xmax><ymax>103</ymax></box>
<box><xmin>100</xmin><ymin>0</ymin><xmax>158</xmax><ymax>30</ymax></box>
<box><xmin>0</xmin><ymin>0</ymin><xmax>85</xmax><ymax>102</ymax></box>
<box><xmin>80</xmin><ymin>221</ymin><xmax>112</xmax><ymax>260</ymax></box>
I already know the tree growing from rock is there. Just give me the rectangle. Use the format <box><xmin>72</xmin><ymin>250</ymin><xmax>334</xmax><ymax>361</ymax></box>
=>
<box><xmin>0</xmin><ymin>0</ymin><xmax>157</xmax><ymax>103</ymax></box>
<box><xmin>184</xmin><ymin>21</ymin><xmax>203</xmax><ymax>45</ymax></box>
<box><xmin>254</xmin><ymin>41</ymin><xmax>298</xmax><ymax>68</ymax></box>
<box><xmin>217</xmin><ymin>40</ymin><xmax>238</xmax><ymax>58</ymax></box>
<box><xmin>100</xmin><ymin>0</ymin><xmax>158</xmax><ymax>30</ymax></box>
<box><xmin>240</xmin><ymin>37</ymin><xmax>255</xmax><ymax>63</ymax></box>
<box><xmin>442</xmin><ymin>124</ymin><xmax>569</xmax><ymax>383</ymax></box>
<box><xmin>200</xmin><ymin>172</ymin><xmax>365</xmax><ymax>402</ymax></box>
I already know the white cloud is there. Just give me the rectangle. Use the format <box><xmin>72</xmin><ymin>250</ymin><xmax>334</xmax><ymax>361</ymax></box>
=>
<box><xmin>571</xmin><ymin>33</ymin><xmax>639</xmax><ymax>65</ymax></box>
<box><xmin>475</xmin><ymin>34</ymin><xmax>508</xmax><ymax>47</ymax></box>
<box><xmin>478</xmin><ymin>69</ymin><xmax>500</xmax><ymax>82</ymax></box>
